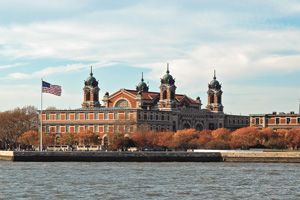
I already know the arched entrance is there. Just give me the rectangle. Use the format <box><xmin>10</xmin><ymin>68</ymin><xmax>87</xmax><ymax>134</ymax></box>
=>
<box><xmin>195</xmin><ymin>124</ymin><xmax>203</xmax><ymax>131</ymax></box>
<box><xmin>183</xmin><ymin>123</ymin><xmax>190</xmax><ymax>129</ymax></box>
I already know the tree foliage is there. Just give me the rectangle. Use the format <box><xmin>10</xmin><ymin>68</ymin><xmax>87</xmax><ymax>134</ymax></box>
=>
<box><xmin>0</xmin><ymin>106</ymin><xmax>39</xmax><ymax>149</ymax></box>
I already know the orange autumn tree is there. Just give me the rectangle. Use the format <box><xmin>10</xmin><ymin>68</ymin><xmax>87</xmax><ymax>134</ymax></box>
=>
<box><xmin>198</xmin><ymin>130</ymin><xmax>213</xmax><ymax>147</ymax></box>
<box><xmin>173</xmin><ymin>129</ymin><xmax>200</xmax><ymax>149</ymax></box>
<box><xmin>57</xmin><ymin>132</ymin><xmax>79</xmax><ymax>146</ymax></box>
<box><xmin>108</xmin><ymin>132</ymin><xmax>136</xmax><ymax>151</ymax></box>
<box><xmin>156</xmin><ymin>131</ymin><xmax>175</xmax><ymax>148</ymax></box>
<box><xmin>43</xmin><ymin>133</ymin><xmax>55</xmax><ymax>146</ymax></box>
<box><xmin>77</xmin><ymin>130</ymin><xmax>101</xmax><ymax>146</ymax></box>
<box><xmin>259</xmin><ymin>128</ymin><xmax>273</xmax><ymax>146</ymax></box>
<box><xmin>131</xmin><ymin>131</ymin><xmax>148</xmax><ymax>149</ymax></box>
<box><xmin>206</xmin><ymin>128</ymin><xmax>231</xmax><ymax>149</ymax></box>
<box><xmin>262</xmin><ymin>128</ymin><xmax>286</xmax><ymax>149</ymax></box>
<box><xmin>18</xmin><ymin>130</ymin><xmax>40</xmax><ymax>146</ymax></box>
<box><xmin>285</xmin><ymin>129</ymin><xmax>300</xmax><ymax>149</ymax></box>
<box><xmin>131</xmin><ymin>131</ymin><xmax>156</xmax><ymax>149</ymax></box>
<box><xmin>230</xmin><ymin>127</ymin><xmax>259</xmax><ymax>149</ymax></box>
<box><xmin>18</xmin><ymin>130</ymin><xmax>55</xmax><ymax>147</ymax></box>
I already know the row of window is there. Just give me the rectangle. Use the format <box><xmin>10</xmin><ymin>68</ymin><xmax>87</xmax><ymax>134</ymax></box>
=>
<box><xmin>228</xmin><ymin>118</ymin><xmax>249</xmax><ymax>125</ymax></box>
<box><xmin>45</xmin><ymin>125</ymin><xmax>130</xmax><ymax>133</ymax></box>
<box><xmin>45</xmin><ymin>112</ymin><xmax>130</xmax><ymax>121</ymax></box>
<box><xmin>255</xmin><ymin>118</ymin><xmax>300</xmax><ymax>125</ymax></box>
<box><xmin>138</xmin><ymin>113</ymin><xmax>170</xmax><ymax>121</ymax></box>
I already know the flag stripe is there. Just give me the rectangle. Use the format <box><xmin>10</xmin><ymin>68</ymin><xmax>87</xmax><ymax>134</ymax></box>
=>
<box><xmin>42</xmin><ymin>81</ymin><xmax>61</xmax><ymax>96</ymax></box>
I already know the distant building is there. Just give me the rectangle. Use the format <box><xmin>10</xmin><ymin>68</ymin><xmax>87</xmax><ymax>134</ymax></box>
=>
<box><xmin>250</xmin><ymin>111</ymin><xmax>300</xmax><ymax>130</ymax></box>
<box><xmin>42</xmin><ymin>64</ymin><xmax>249</xmax><ymax>142</ymax></box>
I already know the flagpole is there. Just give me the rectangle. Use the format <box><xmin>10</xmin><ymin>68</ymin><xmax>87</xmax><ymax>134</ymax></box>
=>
<box><xmin>40</xmin><ymin>78</ymin><xmax>43</xmax><ymax>151</ymax></box>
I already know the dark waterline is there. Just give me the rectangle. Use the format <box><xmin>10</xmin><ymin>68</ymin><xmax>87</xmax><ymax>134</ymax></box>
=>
<box><xmin>1</xmin><ymin>162</ymin><xmax>300</xmax><ymax>199</ymax></box>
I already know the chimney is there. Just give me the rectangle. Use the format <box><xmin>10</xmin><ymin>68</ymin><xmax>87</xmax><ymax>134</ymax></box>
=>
<box><xmin>290</xmin><ymin>111</ymin><xmax>295</xmax><ymax>114</ymax></box>
<box><xmin>272</xmin><ymin>111</ymin><xmax>277</xmax><ymax>115</ymax></box>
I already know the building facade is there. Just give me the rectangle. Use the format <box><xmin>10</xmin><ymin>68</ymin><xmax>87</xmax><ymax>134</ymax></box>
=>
<box><xmin>250</xmin><ymin>111</ymin><xmax>300</xmax><ymax>130</ymax></box>
<box><xmin>42</xmin><ymin>65</ymin><xmax>249</xmax><ymax>141</ymax></box>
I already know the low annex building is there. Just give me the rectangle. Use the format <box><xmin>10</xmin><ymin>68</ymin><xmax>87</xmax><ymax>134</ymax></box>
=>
<box><xmin>250</xmin><ymin>111</ymin><xmax>300</xmax><ymax>130</ymax></box>
<box><xmin>42</xmin><ymin>65</ymin><xmax>249</xmax><ymax>141</ymax></box>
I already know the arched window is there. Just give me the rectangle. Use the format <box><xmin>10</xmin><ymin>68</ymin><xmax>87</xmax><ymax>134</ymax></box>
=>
<box><xmin>183</xmin><ymin>123</ymin><xmax>190</xmax><ymax>129</ymax></box>
<box><xmin>94</xmin><ymin>92</ymin><xmax>98</xmax><ymax>101</ymax></box>
<box><xmin>115</xmin><ymin>99</ymin><xmax>130</xmax><ymax>108</ymax></box>
<box><xmin>173</xmin><ymin>121</ymin><xmax>177</xmax><ymax>132</ymax></box>
<box><xmin>195</xmin><ymin>124</ymin><xmax>203</xmax><ymax>131</ymax></box>
<box><xmin>171</xmin><ymin>91</ymin><xmax>175</xmax><ymax>99</ymax></box>
<box><xmin>217</xmin><ymin>96</ymin><xmax>221</xmax><ymax>104</ymax></box>
<box><xmin>86</xmin><ymin>91</ymin><xmax>90</xmax><ymax>101</ymax></box>
<box><xmin>210</xmin><ymin>95</ymin><xmax>214</xmax><ymax>103</ymax></box>
<box><xmin>163</xmin><ymin>90</ymin><xmax>167</xmax><ymax>99</ymax></box>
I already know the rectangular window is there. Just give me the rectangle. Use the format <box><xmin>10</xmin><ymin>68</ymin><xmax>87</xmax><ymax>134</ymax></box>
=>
<box><xmin>46</xmin><ymin>113</ymin><xmax>50</xmax><ymax>120</ymax></box>
<box><xmin>287</xmin><ymin>118</ymin><xmax>290</xmax><ymax>124</ymax></box>
<box><xmin>104</xmin><ymin>113</ymin><xmax>108</xmax><ymax>120</ymax></box>
<box><xmin>75</xmin><ymin>126</ymin><xmax>79</xmax><ymax>132</ymax></box>
<box><xmin>66</xmin><ymin>125</ymin><xmax>69</xmax><ymax>132</ymax></box>
<box><xmin>56</xmin><ymin>113</ymin><xmax>60</xmax><ymax>120</ymax></box>
<box><xmin>298</xmin><ymin>118</ymin><xmax>300</xmax><ymax>124</ymax></box>
<box><xmin>85</xmin><ymin>113</ymin><xmax>89</xmax><ymax>120</ymax></box>
<box><xmin>114</xmin><ymin>125</ymin><xmax>118</xmax><ymax>132</ymax></box>
<box><xmin>104</xmin><ymin>125</ymin><xmax>108</xmax><ymax>133</ymax></box>
<box><xmin>94</xmin><ymin>113</ymin><xmax>98</xmax><ymax>120</ymax></box>
<box><xmin>125</xmin><ymin>112</ymin><xmax>129</xmax><ymax>119</ymax></box>
<box><xmin>46</xmin><ymin>126</ymin><xmax>50</xmax><ymax>133</ymax></box>
<box><xmin>276</xmin><ymin>118</ymin><xmax>280</xmax><ymax>125</ymax></box>
<box><xmin>255</xmin><ymin>118</ymin><xmax>259</xmax><ymax>125</ymax></box>
<box><xmin>94</xmin><ymin>126</ymin><xmax>98</xmax><ymax>133</ymax></box>
<box><xmin>56</xmin><ymin>125</ymin><xmax>60</xmax><ymax>132</ymax></box>
<box><xmin>66</xmin><ymin>113</ymin><xmax>70</xmax><ymax>120</ymax></box>
<box><xmin>125</xmin><ymin>125</ymin><xmax>129</xmax><ymax>132</ymax></box>
<box><xmin>114</xmin><ymin>112</ymin><xmax>118</xmax><ymax>119</ymax></box>
<box><xmin>85</xmin><ymin>125</ymin><xmax>88</xmax><ymax>130</ymax></box>
<box><xmin>75</xmin><ymin>113</ymin><xmax>79</xmax><ymax>120</ymax></box>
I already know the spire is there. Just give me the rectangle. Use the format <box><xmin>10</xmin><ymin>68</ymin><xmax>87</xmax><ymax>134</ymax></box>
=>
<box><xmin>90</xmin><ymin>66</ymin><xmax>93</xmax><ymax>76</ymax></box>
<box><xmin>166</xmin><ymin>63</ymin><xmax>169</xmax><ymax>74</ymax></box>
<box><xmin>136</xmin><ymin>72</ymin><xmax>149</xmax><ymax>92</ymax></box>
<box><xmin>213</xmin><ymin>70</ymin><xmax>216</xmax><ymax>80</ymax></box>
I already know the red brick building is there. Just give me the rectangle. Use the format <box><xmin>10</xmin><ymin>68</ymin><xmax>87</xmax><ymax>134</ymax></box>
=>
<box><xmin>250</xmin><ymin>111</ymin><xmax>300</xmax><ymax>130</ymax></box>
<box><xmin>42</xmin><ymin>65</ymin><xmax>249</xmax><ymax>142</ymax></box>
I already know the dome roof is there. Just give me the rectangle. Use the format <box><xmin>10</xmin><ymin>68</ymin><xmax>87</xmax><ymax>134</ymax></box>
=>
<box><xmin>86</xmin><ymin>75</ymin><xmax>97</xmax><ymax>83</ymax></box>
<box><xmin>136</xmin><ymin>72</ymin><xmax>149</xmax><ymax>92</ymax></box>
<box><xmin>138</xmin><ymin>81</ymin><xmax>148</xmax><ymax>88</ymax></box>
<box><xmin>210</xmin><ymin>79</ymin><xmax>220</xmax><ymax>86</ymax></box>
<box><xmin>161</xmin><ymin>63</ymin><xmax>175</xmax><ymax>85</ymax></box>
<box><xmin>85</xmin><ymin>66</ymin><xmax>98</xmax><ymax>87</ymax></box>
<box><xmin>209</xmin><ymin>70</ymin><xmax>221</xmax><ymax>90</ymax></box>
<box><xmin>163</xmin><ymin>73</ymin><xmax>173</xmax><ymax>81</ymax></box>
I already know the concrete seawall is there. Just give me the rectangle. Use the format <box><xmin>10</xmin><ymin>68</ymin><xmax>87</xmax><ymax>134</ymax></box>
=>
<box><xmin>1</xmin><ymin>151</ymin><xmax>300</xmax><ymax>162</ymax></box>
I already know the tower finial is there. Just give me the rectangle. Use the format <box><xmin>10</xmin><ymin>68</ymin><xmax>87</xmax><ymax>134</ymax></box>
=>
<box><xmin>167</xmin><ymin>63</ymin><xmax>169</xmax><ymax>73</ymax></box>
<box><xmin>141</xmin><ymin>72</ymin><xmax>144</xmax><ymax>82</ymax></box>
<box><xmin>90</xmin><ymin>66</ymin><xmax>93</xmax><ymax>76</ymax></box>
<box><xmin>213</xmin><ymin>70</ymin><xmax>216</xmax><ymax>80</ymax></box>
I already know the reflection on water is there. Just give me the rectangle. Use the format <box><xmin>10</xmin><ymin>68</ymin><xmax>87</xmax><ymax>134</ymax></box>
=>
<box><xmin>0</xmin><ymin>162</ymin><xmax>300</xmax><ymax>199</ymax></box>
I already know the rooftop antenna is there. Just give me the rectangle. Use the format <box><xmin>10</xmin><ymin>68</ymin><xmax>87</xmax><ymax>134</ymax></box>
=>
<box><xmin>214</xmin><ymin>69</ymin><xmax>216</xmax><ymax>80</ymax></box>
<box><xmin>141</xmin><ymin>72</ymin><xmax>144</xmax><ymax>82</ymax></box>
<box><xmin>167</xmin><ymin>63</ymin><xmax>169</xmax><ymax>73</ymax></box>
<box><xmin>90</xmin><ymin>66</ymin><xmax>93</xmax><ymax>76</ymax></box>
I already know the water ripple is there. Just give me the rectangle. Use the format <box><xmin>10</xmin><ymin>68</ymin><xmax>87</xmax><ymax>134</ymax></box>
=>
<box><xmin>1</xmin><ymin>162</ymin><xmax>300</xmax><ymax>199</ymax></box>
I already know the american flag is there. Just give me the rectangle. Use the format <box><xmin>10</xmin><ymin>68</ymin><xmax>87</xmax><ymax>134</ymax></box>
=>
<box><xmin>42</xmin><ymin>81</ymin><xmax>62</xmax><ymax>96</ymax></box>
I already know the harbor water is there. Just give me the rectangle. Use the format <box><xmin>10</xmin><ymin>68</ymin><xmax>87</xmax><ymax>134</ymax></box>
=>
<box><xmin>1</xmin><ymin>162</ymin><xmax>300</xmax><ymax>199</ymax></box>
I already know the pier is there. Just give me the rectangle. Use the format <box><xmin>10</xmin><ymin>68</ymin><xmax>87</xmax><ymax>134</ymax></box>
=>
<box><xmin>1</xmin><ymin>151</ymin><xmax>300</xmax><ymax>162</ymax></box>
